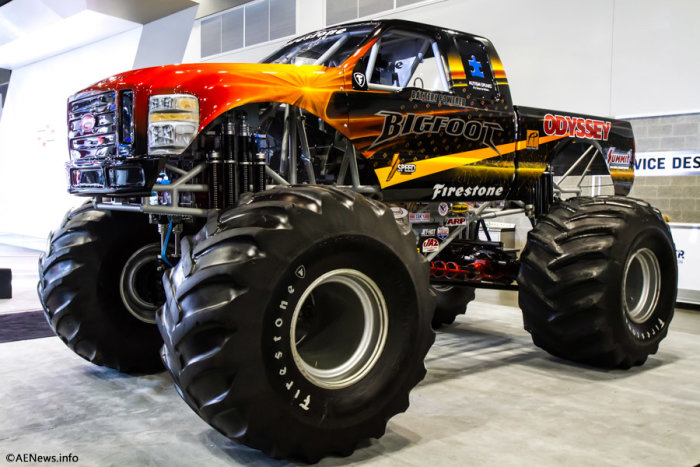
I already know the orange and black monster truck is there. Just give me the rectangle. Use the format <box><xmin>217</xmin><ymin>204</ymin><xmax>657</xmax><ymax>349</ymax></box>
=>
<box><xmin>38</xmin><ymin>20</ymin><xmax>677</xmax><ymax>461</ymax></box>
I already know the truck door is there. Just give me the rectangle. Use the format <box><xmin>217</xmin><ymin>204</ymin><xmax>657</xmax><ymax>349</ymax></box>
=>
<box><xmin>345</xmin><ymin>28</ymin><xmax>516</xmax><ymax>202</ymax></box>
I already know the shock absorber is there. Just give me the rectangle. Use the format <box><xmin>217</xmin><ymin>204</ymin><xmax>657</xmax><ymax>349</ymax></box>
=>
<box><xmin>237</xmin><ymin>114</ymin><xmax>252</xmax><ymax>194</ymax></box>
<box><xmin>254</xmin><ymin>152</ymin><xmax>267</xmax><ymax>192</ymax></box>
<box><xmin>207</xmin><ymin>150</ymin><xmax>223</xmax><ymax>210</ymax></box>
<box><xmin>222</xmin><ymin>116</ymin><xmax>237</xmax><ymax>207</ymax></box>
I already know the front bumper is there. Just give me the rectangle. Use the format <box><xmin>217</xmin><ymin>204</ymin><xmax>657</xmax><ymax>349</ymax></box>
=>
<box><xmin>66</xmin><ymin>157</ymin><xmax>163</xmax><ymax>196</ymax></box>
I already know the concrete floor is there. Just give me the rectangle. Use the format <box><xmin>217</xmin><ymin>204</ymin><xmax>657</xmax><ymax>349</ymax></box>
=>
<box><xmin>1</xmin><ymin>244</ymin><xmax>699</xmax><ymax>466</ymax></box>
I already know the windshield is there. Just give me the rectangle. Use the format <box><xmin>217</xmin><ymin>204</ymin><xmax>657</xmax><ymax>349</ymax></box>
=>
<box><xmin>262</xmin><ymin>27</ymin><xmax>373</xmax><ymax>68</ymax></box>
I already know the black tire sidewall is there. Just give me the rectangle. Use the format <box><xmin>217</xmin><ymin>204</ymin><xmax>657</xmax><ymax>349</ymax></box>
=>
<box><xmin>86</xmin><ymin>215</ymin><xmax>162</xmax><ymax>342</ymax></box>
<box><xmin>517</xmin><ymin>196</ymin><xmax>677</xmax><ymax>368</ymax></box>
<box><xmin>262</xmin><ymin>235</ymin><xmax>422</xmax><ymax>428</ymax></box>
<box><xmin>41</xmin><ymin>208</ymin><xmax>163</xmax><ymax>372</ymax></box>
<box><xmin>613</xmin><ymin>224</ymin><xmax>677</xmax><ymax>352</ymax></box>
<box><xmin>431</xmin><ymin>285</ymin><xmax>475</xmax><ymax>327</ymax></box>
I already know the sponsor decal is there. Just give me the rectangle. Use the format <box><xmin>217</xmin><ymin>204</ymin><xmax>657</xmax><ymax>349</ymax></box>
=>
<box><xmin>386</xmin><ymin>155</ymin><xmax>416</xmax><ymax>182</ymax></box>
<box><xmin>422</xmin><ymin>238</ymin><xmax>440</xmax><ymax>253</ymax></box>
<box><xmin>81</xmin><ymin>114</ymin><xmax>96</xmax><ymax>133</ymax></box>
<box><xmin>391</xmin><ymin>206</ymin><xmax>408</xmax><ymax>219</ymax></box>
<box><xmin>634</xmin><ymin>151</ymin><xmax>700</xmax><ymax>176</ymax></box>
<box><xmin>451</xmin><ymin>203</ymin><xmax>470</xmax><ymax>214</ymax></box>
<box><xmin>409</xmin><ymin>212</ymin><xmax>431</xmax><ymax>223</ymax></box>
<box><xmin>606</xmin><ymin>147</ymin><xmax>632</xmax><ymax>168</ymax></box>
<box><xmin>446</xmin><ymin>217</ymin><xmax>467</xmax><ymax>226</ymax></box>
<box><xmin>398</xmin><ymin>163</ymin><xmax>416</xmax><ymax>174</ymax></box>
<box><xmin>432</xmin><ymin>183</ymin><xmax>505</xmax><ymax>200</ymax></box>
<box><xmin>438</xmin><ymin>202</ymin><xmax>449</xmax><ymax>217</ymax></box>
<box><xmin>469</xmin><ymin>80</ymin><xmax>493</xmax><ymax>93</ymax></box>
<box><xmin>289</xmin><ymin>27</ymin><xmax>346</xmax><ymax>44</ymax></box>
<box><xmin>353</xmin><ymin>72</ymin><xmax>367</xmax><ymax>89</ymax></box>
<box><xmin>420</xmin><ymin>228</ymin><xmax>436</xmax><ymax>237</ymax></box>
<box><xmin>542</xmin><ymin>114</ymin><xmax>612</xmax><ymax>141</ymax></box>
<box><xmin>468</xmin><ymin>55</ymin><xmax>485</xmax><ymax>78</ymax></box>
<box><xmin>437</xmin><ymin>226</ymin><xmax>449</xmax><ymax>240</ymax></box>
<box><xmin>410</xmin><ymin>90</ymin><xmax>467</xmax><ymax>108</ymax></box>
<box><xmin>371</xmin><ymin>111</ymin><xmax>503</xmax><ymax>152</ymax></box>
<box><xmin>526</xmin><ymin>130</ymin><xmax>539</xmax><ymax>150</ymax></box>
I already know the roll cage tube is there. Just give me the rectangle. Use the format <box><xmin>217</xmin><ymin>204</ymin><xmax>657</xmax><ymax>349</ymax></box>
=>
<box><xmin>363</xmin><ymin>29</ymin><xmax>450</xmax><ymax>92</ymax></box>
<box><xmin>262</xmin><ymin>27</ymin><xmax>374</xmax><ymax>67</ymax></box>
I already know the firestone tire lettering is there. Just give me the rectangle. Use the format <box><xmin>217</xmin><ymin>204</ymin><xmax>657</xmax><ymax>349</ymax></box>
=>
<box><xmin>157</xmin><ymin>186</ymin><xmax>435</xmax><ymax>462</ymax></box>
<box><xmin>517</xmin><ymin>196</ymin><xmax>677</xmax><ymax>368</ymax></box>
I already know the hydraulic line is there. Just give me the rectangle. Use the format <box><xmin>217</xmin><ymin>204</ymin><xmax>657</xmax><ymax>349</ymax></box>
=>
<box><xmin>161</xmin><ymin>220</ymin><xmax>174</xmax><ymax>267</ymax></box>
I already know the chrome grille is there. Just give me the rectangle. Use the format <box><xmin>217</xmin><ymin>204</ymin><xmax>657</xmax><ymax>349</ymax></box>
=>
<box><xmin>68</xmin><ymin>91</ymin><xmax>117</xmax><ymax>160</ymax></box>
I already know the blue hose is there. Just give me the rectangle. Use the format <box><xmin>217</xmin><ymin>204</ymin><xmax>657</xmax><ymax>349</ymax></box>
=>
<box><xmin>161</xmin><ymin>220</ymin><xmax>174</xmax><ymax>267</ymax></box>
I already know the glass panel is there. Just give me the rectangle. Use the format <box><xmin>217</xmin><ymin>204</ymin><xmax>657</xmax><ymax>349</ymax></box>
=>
<box><xmin>222</xmin><ymin>8</ymin><xmax>244</xmax><ymax>51</ymax></box>
<box><xmin>270</xmin><ymin>0</ymin><xmax>296</xmax><ymax>40</ymax></box>
<box><xmin>367</xmin><ymin>32</ymin><xmax>448</xmax><ymax>91</ymax></box>
<box><xmin>245</xmin><ymin>0</ymin><xmax>270</xmax><ymax>46</ymax></box>
<box><xmin>359</xmin><ymin>0</ymin><xmax>392</xmax><ymax>17</ymax></box>
<box><xmin>397</xmin><ymin>0</ymin><xmax>424</xmax><ymax>6</ymax></box>
<box><xmin>263</xmin><ymin>28</ymin><xmax>372</xmax><ymax>66</ymax></box>
<box><xmin>326</xmin><ymin>0</ymin><xmax>357</xmax><ymax>26</ymax></box>
<box><xmin>201</xmin><ymin>16</ymin><xmax>222</xmax><ymax>57</ymax></box>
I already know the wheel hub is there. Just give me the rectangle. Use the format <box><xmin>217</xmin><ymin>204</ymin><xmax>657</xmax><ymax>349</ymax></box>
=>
<box><xmin>119</xmin><ymin>244</ymin><xmax>167</xmax><ymax>324</ymax></box>
<box><xmin>290</xmin><ymin>269</ymin><xmax>388</xmax><ymax>390</ymax></box>
<box><xmin>622</xmin><ymin>247</ymin><xmax>661</xmax><ymax>324</ymax></box>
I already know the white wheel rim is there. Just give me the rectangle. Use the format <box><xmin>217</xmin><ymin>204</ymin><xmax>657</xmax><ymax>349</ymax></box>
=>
<box><xmin>621</xmin><ymin>247</ymin><xmax>661</xmax><ymax>324</ymax></box>
<box><xmin>119</xmin><ymin>244</ymin><xmax>164</xmax><ymax>324</ymax></box>
<box><xmin>290</xmin><ymin>269</ymin><xmax>388</xmax><ymax>389</ymax></box>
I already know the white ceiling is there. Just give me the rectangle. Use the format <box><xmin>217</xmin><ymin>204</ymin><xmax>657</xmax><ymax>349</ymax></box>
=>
<box><xmin>0</xmin><ymin>0</ymin><xmax>200</xmax><ymax>69</ymax></box>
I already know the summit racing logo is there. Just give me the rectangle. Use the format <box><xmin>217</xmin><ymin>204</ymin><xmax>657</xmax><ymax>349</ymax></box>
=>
<box><xmin>606</xmin><ymin>147</ymin><xmax>632</xmax><ymax>168</ymax></box>
<box><xmin>370</xmin><ymin>111</ymin><xmax>503</xmax><ymax>153</ymax></box>
<box><xmin>543</xmin><ymin>114</ymin><xmax>612</xmax><ymax>141</ymax></box>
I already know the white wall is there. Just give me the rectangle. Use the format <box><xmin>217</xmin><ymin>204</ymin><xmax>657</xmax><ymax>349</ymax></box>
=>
<box><xmin>185</xmin><ymin>0</ymin><xmax>700</xmax><ymax>118</ymax></box>
<box><xmin>612</xmin><ymin>0</ymin><xmax>700</xmax><ymax>117</ymax></box>
<box><xmin>133</xmin><ymin>5</ymin><xmax>199</xmax><ymax>69</ymax></box>
<box><xmin>380</xmin><ymin>0</ymin><xmax>614</xmax><ymax>116</ymax></box>
<box><xmin>0</xmin><ymin>28</ymin><xmax>142</xmax><ymax>238</ymax></box>
<box><xmin>2</xmin><ymin>0</ymin><xmax>698</xmax><ymax>238</ymax></box>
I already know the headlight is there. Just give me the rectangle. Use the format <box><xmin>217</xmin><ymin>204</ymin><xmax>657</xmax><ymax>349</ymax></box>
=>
<box><xmin>148</xmin><ymin>94</ymin><xmax>199</xmax><ymax>155</ymax></box>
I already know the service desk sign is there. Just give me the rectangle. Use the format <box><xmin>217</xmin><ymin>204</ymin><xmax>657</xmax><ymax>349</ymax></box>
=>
<box><xmin>634</xmin><ymin>151</ymin><xmax>700</xmax><ymax>176</ymax></box>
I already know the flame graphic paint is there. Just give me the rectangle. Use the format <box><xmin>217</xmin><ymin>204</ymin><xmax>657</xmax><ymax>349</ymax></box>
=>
<box><xmin>69</xmin><ymin>19</ymin><xmax>634</xmax><ymax>200</ymax></box>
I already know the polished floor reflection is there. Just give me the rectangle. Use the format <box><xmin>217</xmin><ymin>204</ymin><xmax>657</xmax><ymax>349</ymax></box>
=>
<box><xmin>1</xmin><ymin>242</ymin><xmax>699</xmax><ymax>465</ymax></box>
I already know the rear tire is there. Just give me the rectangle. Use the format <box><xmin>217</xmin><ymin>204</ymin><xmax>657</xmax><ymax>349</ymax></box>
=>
<box><xmin>517</xmin><ymin>196</ymin><xmax>677</xmax><ymax>368</ymax></box>
<box><xmin>38</xmin><ymin>204</ymin><xmax>164</xmax><ymax>374</ymax></box>
<box><xmin>431</xmin><ymin>285</ymin><xmax>475</xmax><ymax>328</ymax></box>
<box><xmin>157</xmin><ymin>186</ymin><xmax>435</xmax><ymax>461</ymax></box>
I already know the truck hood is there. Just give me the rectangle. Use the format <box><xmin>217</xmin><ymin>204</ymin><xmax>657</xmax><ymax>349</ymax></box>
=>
<box><xmin>78</xmin><ymin>62</ymin><xmax>350</xmax><ymax>134</ymax></box>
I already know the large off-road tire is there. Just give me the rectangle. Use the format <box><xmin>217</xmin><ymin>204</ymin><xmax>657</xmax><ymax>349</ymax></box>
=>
<box><xmin>38</xmin><ymin>203</ymin><xmax>164</xmax><ymax>374</ymax></box>
<box><xmin>430</xmin><ymin>285</ymin><xmax>475</xmax><ymax>328</ymax></box>
<box><xmin>157</xmin><ymin>186</ymin><xmax>435</xmax><ymax>461</ymax></box>
<box><xmin>517</xmin><ymin>196</ymin><xmax>677</xmax><ymax>368</ymax></box>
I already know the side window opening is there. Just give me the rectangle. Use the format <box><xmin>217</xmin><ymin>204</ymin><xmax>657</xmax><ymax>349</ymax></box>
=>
<box><xmin>364</xmin><ymin>31</ymin><xmax>450</xmax><ymax>92</ymax></box>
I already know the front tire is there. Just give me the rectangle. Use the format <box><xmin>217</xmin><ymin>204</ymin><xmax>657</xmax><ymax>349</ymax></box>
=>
<box><xmin>38</xmin><ymin>204</ymin><xmax>164</xmax><ymax>374</ymax></box>
<box><xmin>517</xmin><ymin>196</ymin><xmax>677</xmax><ymax>368</ymax></box>
<box><xmin>157</xmin><ymin>186</ymin><xmax>435</xmax><ymax>461</ymax></box>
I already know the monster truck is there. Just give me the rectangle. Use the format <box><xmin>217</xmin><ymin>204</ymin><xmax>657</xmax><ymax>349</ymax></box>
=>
<box><xmin>38</xmin><ymin>19</ymin><xmax>677</xmax><ymax>461</ymax></box>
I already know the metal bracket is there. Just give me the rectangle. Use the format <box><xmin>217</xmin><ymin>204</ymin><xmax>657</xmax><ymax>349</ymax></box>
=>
<box><xmin>426</xmin><ymin>203</ymin><xmax>526</xmax><ymax>261</ymax></box>
<box><xmin>95</xmin><ymin>163</ymin><xmax>212</xmax><ymax>217</ymax></box>
<box><xmin>553</xmin><ymin>145</ymin><xmax>600</xmax><ymax>196</ymax></box>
